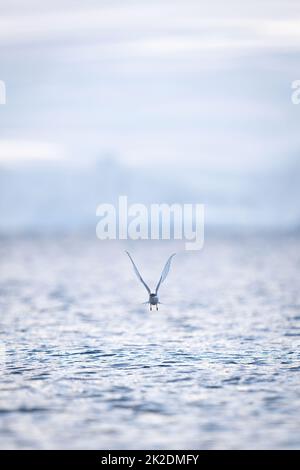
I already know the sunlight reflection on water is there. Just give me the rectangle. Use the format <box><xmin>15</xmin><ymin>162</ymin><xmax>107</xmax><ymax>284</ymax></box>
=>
<box><xmin>0</xmin><ymin>234</ymin><xmax>300</xmax><ymax>449</ymax></box>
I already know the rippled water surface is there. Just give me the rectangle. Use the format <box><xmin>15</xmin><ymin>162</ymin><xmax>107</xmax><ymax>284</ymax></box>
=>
<box><xmin>1</xmin><ymin>234</ymin><xmax>300</xmax><ymax>449</ymax></box>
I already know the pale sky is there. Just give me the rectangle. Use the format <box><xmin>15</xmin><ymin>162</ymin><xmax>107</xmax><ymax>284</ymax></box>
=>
<box><xmin>0</xmin><ymin>0</ymin><xmax>299</xmax><ymax>172</ymax></box>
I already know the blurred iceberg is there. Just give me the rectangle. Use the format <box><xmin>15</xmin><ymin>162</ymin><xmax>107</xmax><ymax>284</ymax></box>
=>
<box><xmin>0</xmin><ymin>155</ymin><xmax>299</xmax><ymax>233</ymax></box>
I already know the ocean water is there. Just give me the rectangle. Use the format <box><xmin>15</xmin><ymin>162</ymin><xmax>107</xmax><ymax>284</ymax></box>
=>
<box><xmin>0</xmin><ymin>234</ymin><xmax>300</xmax><ymax>449</ymax></box>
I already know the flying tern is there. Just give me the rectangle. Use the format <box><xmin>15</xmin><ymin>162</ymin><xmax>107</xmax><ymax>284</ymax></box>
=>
<box><xmin>125</xmin><ymin>251</ymin><xmax>176</xmax><ymax>310</ymax></box>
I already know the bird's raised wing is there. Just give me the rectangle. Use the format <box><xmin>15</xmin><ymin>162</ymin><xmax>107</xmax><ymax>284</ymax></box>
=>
<box><xmin>155</xmin><ymin>253</ymin><xmax>176</xmax><ymax>294</ymax></box>
<box><xmin>125</xmin><ymin>251</ymin><xmax>151</xmax><ymax>294</ymax></box>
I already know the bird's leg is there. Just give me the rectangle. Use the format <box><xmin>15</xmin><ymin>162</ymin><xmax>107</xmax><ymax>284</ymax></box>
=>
<box><xmin>156</xmin><ymin>304</ymin><xmax>159</xmax><ymax>311</ymax></box>
<box><xmin>150</xmin><ymin>305</ymin><xmax>152</xmax><ymax>311</ymax></box>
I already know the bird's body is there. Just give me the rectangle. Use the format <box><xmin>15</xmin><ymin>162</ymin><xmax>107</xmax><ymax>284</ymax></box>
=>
<box><xmin>125</xmin><ymin>251</ymin><xmax>176</xmax><ymax>311</ymax></box>
<box><xmin>149</xmin><ymin>293</ymin><xmax>159</xmax><ymax>310</ymax></box>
